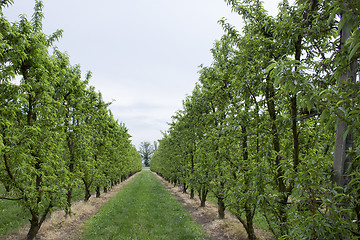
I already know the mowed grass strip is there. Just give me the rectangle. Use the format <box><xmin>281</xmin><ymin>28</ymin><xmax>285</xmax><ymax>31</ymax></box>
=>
<box><xmin>82</xmin><ymin>169</ymin><xmax>205</xmax><ymax>240</ymax></box>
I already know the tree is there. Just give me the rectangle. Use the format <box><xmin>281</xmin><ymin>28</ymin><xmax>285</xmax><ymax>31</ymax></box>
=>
<box><xmin>0</xmin><ymin>2</ymin><xmax>69</xmax><ymax>239</ymax></box>
<box><xmin>139</xmin><ymin>141</ymin><xmax>154</xmax><ymax>167</ymax></box>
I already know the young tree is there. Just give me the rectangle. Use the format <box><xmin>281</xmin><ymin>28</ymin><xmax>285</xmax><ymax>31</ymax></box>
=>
<box><xmin>1</xmin><ymin>2</ymin><xmax>68</xmax><ymax>239</ymax></box>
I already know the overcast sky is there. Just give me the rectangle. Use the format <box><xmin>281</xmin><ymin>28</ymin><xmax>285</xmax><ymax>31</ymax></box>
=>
<box><xmin>3</xmin><ymin>0</ymin><xmax>280</xmax><ymax>148</ymax></box>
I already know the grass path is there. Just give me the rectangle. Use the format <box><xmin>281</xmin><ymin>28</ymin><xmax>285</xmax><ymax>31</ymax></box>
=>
<box><xmin>82</xmin><ymin>169</ymin><xmax>205</xmax><ymax>240</ymax></box>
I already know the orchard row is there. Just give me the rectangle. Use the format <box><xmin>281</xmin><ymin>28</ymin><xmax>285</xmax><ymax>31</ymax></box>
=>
<box><xmin>151</xmin><ymin>0</ymin><xmax>359</xmax><ymax>239</ymax></box>
<box><xmin>0</xmin><ymin>1</ymin><xmax>142</xmax><ymax>239</ymax></box>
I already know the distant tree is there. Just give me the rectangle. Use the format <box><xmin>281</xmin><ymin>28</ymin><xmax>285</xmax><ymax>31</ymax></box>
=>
<box><xmin>153</xmin><ymin>141</ymin><xmax>158</xmax><ymax>151</ymax></box>
<box><xmin>139</xmin><ymin>141</ymin><xmax>154</xmax><ymax>167</ymax></box>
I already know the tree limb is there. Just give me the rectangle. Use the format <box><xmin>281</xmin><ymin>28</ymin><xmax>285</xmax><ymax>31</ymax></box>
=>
<box><xmin>296</xmin><ymin>111</ymin><xmax>321</xmax><ymax>121</ymax></box>
<box><xmin>0</xmin><ymin>196</ymin><xmax>22</xmax><ymax>201</ymax></box>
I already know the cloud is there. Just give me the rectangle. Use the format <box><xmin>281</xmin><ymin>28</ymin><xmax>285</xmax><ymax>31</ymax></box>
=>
<box><xmin>110</xmin><ymin>102</ymin><xmax>174</xmax><ymax>146</ymax></box>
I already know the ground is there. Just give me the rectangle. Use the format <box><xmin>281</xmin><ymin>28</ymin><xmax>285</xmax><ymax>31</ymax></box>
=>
<box><xmin>1</xmin><ymin>171</ymin><xmax>270</xmax><ymax>240</ymax></box>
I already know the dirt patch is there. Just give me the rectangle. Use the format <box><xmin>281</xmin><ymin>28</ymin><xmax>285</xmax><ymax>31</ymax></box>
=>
<box><xmin>1</xmin><ymin>173</ymin><xmax>139</xmax><ymax>240</ymax></box>
<box><xmin>154</xmin><ymin>173</ymin><xmax>271</xmax><ymax>240</ymax></box>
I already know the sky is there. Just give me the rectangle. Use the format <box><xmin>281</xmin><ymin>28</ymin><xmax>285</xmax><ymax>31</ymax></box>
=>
<box><xmin>3</xmin><ymin>0</ymin><xmax>280</xmax><ymax>148</ymax></box>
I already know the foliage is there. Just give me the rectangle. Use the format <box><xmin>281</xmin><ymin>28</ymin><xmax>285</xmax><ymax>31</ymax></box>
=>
<box><xmin>0</xmin><ymin>1</ymin><xmax>142</xmax><ymax>239</ymax></box>
<box><xmin>152</xmin><ymin>0</ymin><xmax>359</xmax><ymax>239</ymax></box>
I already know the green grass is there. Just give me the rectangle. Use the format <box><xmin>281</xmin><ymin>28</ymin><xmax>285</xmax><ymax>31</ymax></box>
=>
<box><xmin>0</xmin><ymin>186</ymin><xmax>30</xmax><ymax>236</ymax></box>
<box><xmin>82</xmin><ymin>169</ymin><xmax>205</xmax><ymax>240</ymax></box>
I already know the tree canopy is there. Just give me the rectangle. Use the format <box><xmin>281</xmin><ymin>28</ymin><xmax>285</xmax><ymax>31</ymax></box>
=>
<box><xmin>151</xmin><ymin>0</ymin><xmax>360</xmax><ymax>239</ymax></box>
<box><xmin>0</xmin><ymin>1</ymin><xmax>142</xmax><ymax>239</ymax></box>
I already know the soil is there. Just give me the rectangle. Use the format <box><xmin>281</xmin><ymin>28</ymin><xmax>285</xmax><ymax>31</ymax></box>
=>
<box><xmin>2</xmin><ymin>171</ymin><xmax>271</xmax><ymax>240</ymax></box>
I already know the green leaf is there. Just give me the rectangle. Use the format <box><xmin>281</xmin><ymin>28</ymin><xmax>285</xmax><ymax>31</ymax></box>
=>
<box><xmin>265</xmin><ymin>61</ymin><xmax>277</xmax><ymax>73</ymax></box>
<box><xmin>338</xmin><ymin>15</ymin><xmax>349</xmax><ymax>33</ymax></box>
<box><xmin>348</xmin><ymin>42</ymin><xmax>360</xmax><ymax>60</ymax></box>
<box><xmin>327</xmin><ymin>7</ymin><xmax>338</xmax><ymax>25</ymax></box>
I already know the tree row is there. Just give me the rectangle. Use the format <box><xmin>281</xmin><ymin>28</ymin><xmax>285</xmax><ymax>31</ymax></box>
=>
<box><xmin>151</xmin><ymin>0</ymin><xmax>359</xmax><ymax>239</ymax></box>
<box><xmin>0</xmin><ymin>1</ymin><xmax>142</xmax><ymax>239</ymax></box>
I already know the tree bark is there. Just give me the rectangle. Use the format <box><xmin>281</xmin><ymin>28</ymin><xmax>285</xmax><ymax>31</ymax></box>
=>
<box><xmin>26</xmin><ymin>203</ymin><xmax>52</xmax><ymax>240</ymax></box>
<box><xmin>190</xmin><ymin>148</ymin><xmax>195</xmax><ymax>200</ymax></box>
<box><xmin>236</xmin><ymin>209</ymin><xmax>257</xmax><ymax>240</ymax></box>
<box><xmin>65</xmin><ymin>113</ymin><xmax>75</xmax><ymax>214</ymax></box>
<box><xmin>182</xmin><ymin>182</ymin><xmax>187</xmax><ymax>194</ymax></box>
<box><xmin>190</xmin><ymin>188</ymin><xmax>194</xmax><ymax>199</ymax></box>
<box><xmin>265</xmin><ymin>73</ymin><xmax>288</xmax><ymax>235</ymax></box>
<box><xmin>218</xmin><ymin>197</ymin><xmax>225</xmax><ymax>219</ymax></box>
<box><xmin>292</xmin><ymin>34</ymin><xmax>301</xmax><ymax>175</ymax></box>
<box><xmin>333</xmin><ymin>17</ymin><xmax>357</xmax><ymax>187</ymax></box>
<box><xmin>27</xmin><ymin>217</ymin><xmax>40</xmax><ymax>240</ymax></box>
<box><xmin>241</xmin><ymin>122</ymin><xmax>257</xmax><ymax>239</ymax></box>
<box><xmin>199</xmin><ymin>185</ymin><xmax>208</xmax><ymax>207</ymax></box>
<box><xmin>66</xmin><ymin>188</ymin><xmax>72</xmax><ymax>215</ymax></box>
<box><xmin>83</xmin><ymin>179</ymin><xmax>91</xmax><ymax>202</ymax></box>
<box><xmin>245</xmin><ymin>204</ymin><xmax>257</xmax><ymax>240</ymax></box>
<box><xmin>96</xmin><ymin>186</ymin><xmax>101</xmax><ymax>198</ymax></box>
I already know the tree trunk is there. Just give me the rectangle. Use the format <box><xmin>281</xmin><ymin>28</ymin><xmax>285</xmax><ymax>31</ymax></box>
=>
<box><xmin>96</xmin><ymin>186</ymin><xmax>101</xmax><ymax>198</ymax></box>
<box><xmin>66</xmin><ymin>188</ymin><xmax>72</xmax><ymax>215</ymax></box>
<box><xmin>200</xmin><ymin>198</ymin><xmax>206</xmax><ymax>207</ymax></box>
<box><xmin>265</xmin><ymin>73</ymin><xmax>288</xmax><ymax>235</ymax></box>
<box><xmin>65</xmin><ymin>111</ymin><xmax>75</xmax><ymax>215</ymax></box>
<box><xmin>236</xmin><ymin>208</ymin><xmax>257</xmax><ymax>240</ymax></box>
<box><xmin>26</xmin><ymin>203</ymin><xmax>52</xmax><ymax>240</ymax></box>
<box><xmin>245</xmin><ymin>202</ymin><xmax>257</xmax><ymax>240</ymax></box>
<box><xmin>245</xmin><ymin>223</ymin><xmax>257</xmax><ymax>240</ymax></box>
<box><xmin>240</xmin><ymin>122</ymin><xmax>257</xmax><ymax>238</ymax></box>
<box><xmin>265</xmin><ymin>74</ymin><xmax>286</xmax><ymax>193</ymax></box>
<box><xmin>190</xmin><ymin>148</ymin><xmax>195</xmax><ymax>200</ymax></box>
<box><xmin>292</xmin><ymin>32</ymin><xmax>302</xmax><ymax>176</ymax></box>
<box><xmin>334</xmin><ymin>121</ymin><xmax>353</xmax><ymax>187</ymax></box>
<box><xmin>333</xmin><ymin>15</ymin><xmax>358</xmax><ymax>187</ymax></box>
<box><xmin>291</xmin><ymin>95</ymin><xmax>299</xmax><ymax>173</ymax></box>
<box><xmin>84</xmin><ymin>187</ymin><xmax>91</xmax><ymax>201</ymax></box>
<box><xmin>190</xmin><ymin>188</ymin><xmax>194</xmax><ymax>199</ymax></box>
<box><xmin>182</xmin><ymin>182</ymin><xmax>187</xmax><ymax>194</ymax></box>
<box><xmin>27</xmin><ymin>217</ymin><xmax>40</xmax><ymax>240</ymax></box>
<box><xmin>83</xmin><ymin>179</ymin><xmax>91</xmax><ymax>202</ymax></box>
<box><xmin>218</xmin><ymin>197</ymin><xmax>225</xmax><ymax>219</ymax></box>
<box><xmin>200</xmin><ymin>185</ymin><xmax>208</xmax><ymax>207</ymax></box>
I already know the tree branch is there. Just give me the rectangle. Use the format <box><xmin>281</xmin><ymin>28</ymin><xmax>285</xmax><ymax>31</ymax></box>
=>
<box><xmin>0</xmin><ymin>196</ymin><xmax>23</xmax><ymax>201</ymax></box>
<box><xmin>296</xmin><ymin>112</ymin><xmax>321</xmax><ymax>121</ymax></box>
